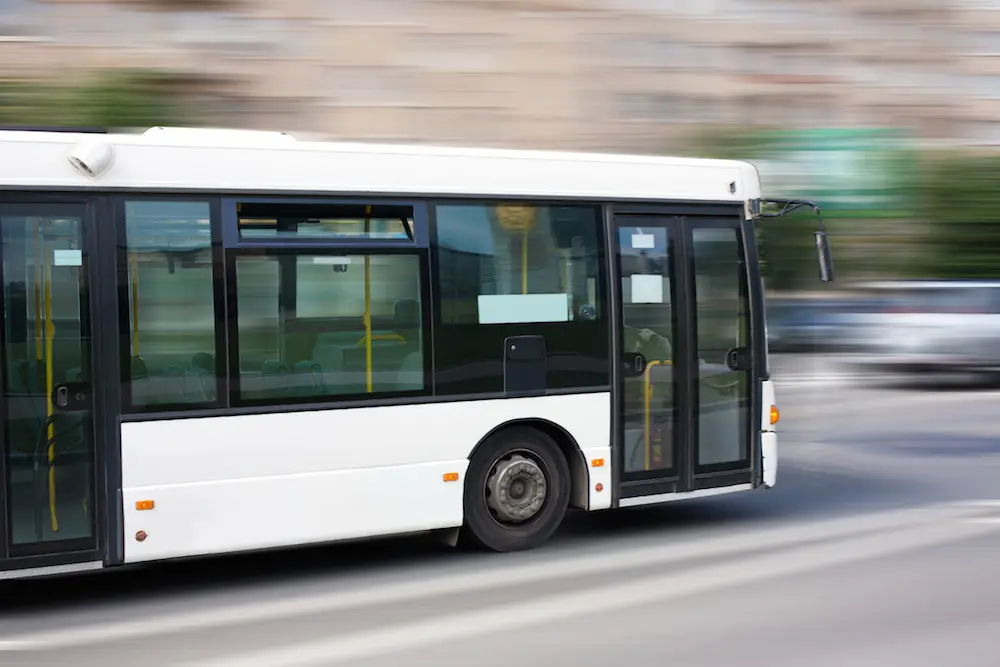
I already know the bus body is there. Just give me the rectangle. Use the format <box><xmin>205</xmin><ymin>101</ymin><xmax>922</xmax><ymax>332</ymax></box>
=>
<box><xmin>0</xmin><ymin>127</ymin><xmax>777</xmax><ymax>580</ymax></box>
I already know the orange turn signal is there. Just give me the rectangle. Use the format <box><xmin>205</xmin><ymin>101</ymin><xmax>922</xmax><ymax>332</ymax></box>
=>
<box><xmin>135</xmin><ymin>500</ymin><xmax>155</xmax><ymax>511</ymax></box>
<box><xmin>769</xmin><ymin>405</ymin><xmax>780</xmax><ymax>425</ymax></box>
<box><xmin>591</xmin><ymin>458</ymin><xmax>605</xmax><ymax>468</ymax></box>
<box><xmin>443</xmin><ymin>472</ymin><xmax>459</xmax><ymax>482</ymax></box>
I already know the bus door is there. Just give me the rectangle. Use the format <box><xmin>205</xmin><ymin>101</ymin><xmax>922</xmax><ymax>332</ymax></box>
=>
<box><xmin>611</xmin><ymin>210</ymin><xmax>755</xmax><ymax>505</ymax></box>
<box><xmin>0</xmin><ymin>200</ymin><xmax>106</xmax><ymax>575</ymax></box>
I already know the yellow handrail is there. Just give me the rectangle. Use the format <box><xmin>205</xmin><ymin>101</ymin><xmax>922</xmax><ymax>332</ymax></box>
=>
<box><xmin>42</xmin><ymin>235</ymin><xmax>58</xmax><ymax>533</ymax></box>
<box><xmin>642</xmin><ymin>359</ymin><xmax>673</xmax><ymax>471</ymax></box>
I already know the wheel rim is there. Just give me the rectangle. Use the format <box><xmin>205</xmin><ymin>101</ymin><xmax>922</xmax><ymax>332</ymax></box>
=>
<box><xmin>484</xmin><ymin>448</ymin><xmax>549</xmax><ymax>527</ymax></box>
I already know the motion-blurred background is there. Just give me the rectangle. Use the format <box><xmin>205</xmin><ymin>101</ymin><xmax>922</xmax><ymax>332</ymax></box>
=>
<box><xmin>6</xmin><ymin>6</ymin><xmax>1000</xmax><ymax>664</ymax></box>
<box><xmin>3</xmin><ymin>0</ymin><xmax>1000</xmax><ymax>376</ymax></box>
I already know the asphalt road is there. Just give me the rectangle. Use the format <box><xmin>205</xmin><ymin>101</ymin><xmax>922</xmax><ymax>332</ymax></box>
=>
<box><xmin>2</xmin><ymin>353</ymin><xmax>1000</xmax><ymax>667</ymax></box>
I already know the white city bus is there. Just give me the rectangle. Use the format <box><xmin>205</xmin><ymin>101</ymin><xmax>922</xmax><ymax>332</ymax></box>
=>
<box><xmin>0</xmin><ymin>127</ymin><xmax>831</xmax><ymax>580</ymax></box>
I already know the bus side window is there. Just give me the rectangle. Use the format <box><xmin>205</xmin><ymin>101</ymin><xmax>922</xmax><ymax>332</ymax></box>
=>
<box><xmin>119</xmin><ymin>200</ymin><xmax>222</xmax><ymax>412</ymax></box>
<box><xmin>232</xmin><ymin>252</ymin><xmax>427</xmax><ymax>404</ymax></box>
<box><xmin>432</xmin><ymin>202</ymin><xmax>608</xmax><ymax>396</ymax></box>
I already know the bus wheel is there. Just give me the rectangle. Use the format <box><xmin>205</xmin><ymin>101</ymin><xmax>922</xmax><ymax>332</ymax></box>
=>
<box><xmin>462</xmin><ymin>426</ymin><xmax>570</xmax><ymax>552</ymax></box>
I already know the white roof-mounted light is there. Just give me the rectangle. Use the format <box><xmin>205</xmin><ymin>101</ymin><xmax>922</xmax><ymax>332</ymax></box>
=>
<box><xmin>141</xmin><ymin>126</ymin><xmax>297</xmax><ymax>147</ymax></box>
<box><xmin>67</xmin><ymin>139</ymin><xmax>116</xmax><ymax>180</ymax></box>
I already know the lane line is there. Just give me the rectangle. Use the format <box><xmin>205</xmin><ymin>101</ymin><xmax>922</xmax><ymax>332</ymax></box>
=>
<box><xmin>960</xmin><ymin>499</ymin><xmax>1000</xmax><ymax>507</ymax></box>
<box><xmin>178</xmin><ymin>518</ymin><xmax>1000</xmax><ymax>667</ymax></box>
<box><xmin>0</xmin><ymin>502</ymin><xmax>986</xmax><ymax>652</ymax></box>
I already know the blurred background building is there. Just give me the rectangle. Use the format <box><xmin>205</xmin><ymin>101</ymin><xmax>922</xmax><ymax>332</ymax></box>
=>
<box><xmin>5</xmin><ymin>0</ymin><xmax>1000</xmax><ymax>313</ymax></box>
<box><xmin>2</xmin><ymin>0</ymin><xmax>1000</xmax><ymax>150</ymax></box>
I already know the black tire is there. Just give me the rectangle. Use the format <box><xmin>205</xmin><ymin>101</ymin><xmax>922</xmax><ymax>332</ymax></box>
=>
<box><xmin>461</xmin><ymin>426</ymin><xmax>571</xmax><ymax>552</ymax></box>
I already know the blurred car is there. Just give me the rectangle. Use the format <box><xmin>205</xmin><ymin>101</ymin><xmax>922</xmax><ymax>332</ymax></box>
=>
<box><xmin>767</xmin><ymin>298</ymin><xmax>871</xmax><ymax>353</ymax></box>
<box><xmin>843</xmin><ymin>280</ymin><xmax>1000</xmax><ymax>378</ymax></box>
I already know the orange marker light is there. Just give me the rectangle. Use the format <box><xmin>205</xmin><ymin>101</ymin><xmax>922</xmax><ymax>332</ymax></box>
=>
<box><xmin>591</xmin><ymin>458</ymin><xmax>605</xmax><ymax>468</ymax></box>
<box><xmin>135</xmin><ymin>500</ymin><xmax>155</xmax><ymax>511</ymax></box>
<box><xmin>443</xmin><ymin>472</ymin><xmax>459</xmax><ymax>482</ymax></box>
<box><xmin>769</xmin><ymin>405</ymin><xmax>779</xmax><ymax>425</ymax></box>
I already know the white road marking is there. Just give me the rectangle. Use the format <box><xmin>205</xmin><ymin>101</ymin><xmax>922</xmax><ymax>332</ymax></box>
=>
<box><xmin>964</xmin><ymin>517</ymin><xmax>1000</xmax><ymax>525</ymax></box>
<box><xmin>179</xmin><ymin>517</ymin><xmax>1000</xmax><ymax>667</ymax></box>
<box><xmin>960</xmin><ymin>499</ymin><xmax>1000</xmax><ymax>507</ymax></box>
<box><xmin>0</xmin><ymin>502</ymin><xmax>989</xmax><ymax>652</ymax></box>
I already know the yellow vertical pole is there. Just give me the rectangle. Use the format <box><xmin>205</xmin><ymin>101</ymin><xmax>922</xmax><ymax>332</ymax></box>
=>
<box><xmin>34</xmin><ymin>228</ymin><xmax>41</xmax><ymax>361</ymax></box>
<box><xmin>643</xmin><ymin>367</ymin><xmax>652</xmax><ymax>472</ymax></box>
<box><xmin>363</xmin><ymin>206</ymin><xmax>373</xmax><ymax>393</ymax></box>
<box><xmin>42</xmin><ymin>236</ymin><xmax>58</xmax><ymax>533</ymax></box>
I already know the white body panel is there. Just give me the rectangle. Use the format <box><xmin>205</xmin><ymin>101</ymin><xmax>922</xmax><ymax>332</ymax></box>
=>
<box><xmin>0</xmin><ymin>128</ymin><xmax>761</xmax><ymax>203</ymax></box>
<box><xmin>761</xmin><ymin>379</ymin><xmax>777</xmax><ymax>488</ymax></box>
<box><xmin>121</xmin><ymin>393</ymin><xmax>611</xmax><ymax>563</ymax></box>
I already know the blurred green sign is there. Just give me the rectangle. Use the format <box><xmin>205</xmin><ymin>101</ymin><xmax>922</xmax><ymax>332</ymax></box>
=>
<box><xmin>751</xmin><ymin>128</ymin><xmax>912</xmax><ymax>216</ymax></box>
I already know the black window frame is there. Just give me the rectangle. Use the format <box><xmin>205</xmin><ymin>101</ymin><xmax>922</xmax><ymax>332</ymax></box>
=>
<box><xmin>115</xmin><ymin>196</ymin><xmax>228</xmax><ymax>416</ymax></box>
<box><xmin>687</xmin><ymin>219</ymin><xmax>754</xmax><ymax>476</ymax></box>
<box><xmin>226</xmin><ymin>246</ymin><xmax>433</xmax><ymax>408</ymax></box>
<box><xmin>223</xmin><ymin>196</ymin><xmax>433</xmax><ymax>410</ymax></box>
<box><xmin>430</xmin><ymin>199</ymin><xmax>609</xmax><ymax>328</ymax></box>
<box><xmin>429</xmin><ymin>198</ymin><xmax>612</xmax><ymax>398</ymax></box>
<box><xmin>108</xmin><ymin>192</ymin><xmax>764</xmax><ymax>421</ymax></box>
<box><xmin>222</xmin><ymin>196</ymin><xmax>429</xmax><ymax>250</ymax></box>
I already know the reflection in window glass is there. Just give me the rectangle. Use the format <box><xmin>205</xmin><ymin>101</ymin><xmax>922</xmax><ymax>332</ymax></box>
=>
<box><xmin>2</xmin><ymin>210</ymin><xmax>96</xmax><ymax>546</ymax></box>
<box><xmin>617</xmin><ymin>224</ymin><xmax>676</xmax><ymax>476</ymax></box>
<box><xmin>121</xmin><ymin>201</ymin><xmax>220</xmax><ymax>410</ymax></box>
<box><xmin>692</xmin><ymin>227</ymin><xmax>749</xmax><ymax>470</ymax></box>
<box><xmin>235</xmin><ymin>253</ymin><xmax>424</xmax><ymax>402</ymax></box>
<box><xmin>434</xmin><ymin>204</ymin><xmax>602</xmax><ymax>325</ymax></box>
<box><xmin>238</xmin><ymin>202</ymin><xmax>414</xmax><ymax>240</ymax></box>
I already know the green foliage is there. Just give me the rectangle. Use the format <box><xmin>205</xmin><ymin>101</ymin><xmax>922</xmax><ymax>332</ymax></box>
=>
<box><xmin>0</xmin><ymin>69</ymin><xmax>190</xmax><ymax>129</ymax></box>
<box><xmin>685</xmin><ymin>126</ymin><xmax>819</xmax><ymax>290</ymax></box>
<box><xmin>916</xmin><ymin>152</ymin><xmax>1000</xmax><ymax>279</ymax></box>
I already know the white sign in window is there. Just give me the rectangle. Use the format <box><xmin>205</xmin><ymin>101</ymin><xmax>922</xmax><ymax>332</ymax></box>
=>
<box><xmin>53</xmin><ymin>249</ymin><xmax>83</xmax><ymax>267</ymax></box>
<box><xmin>631</xmin><ymin>232</ymin><xmax>655</xmax><ymax>250</ymax></box>
<box><xmin>630</xmin><ymin>274</ymin><xmax>664</xmax><ymax>304</ymax></box>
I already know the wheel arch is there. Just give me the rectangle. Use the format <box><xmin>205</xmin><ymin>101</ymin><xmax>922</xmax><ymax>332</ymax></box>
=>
<box><xmin>467</xmin><ymin>417</ymin><xmax>591</xmax><ymax>511</ymax></box>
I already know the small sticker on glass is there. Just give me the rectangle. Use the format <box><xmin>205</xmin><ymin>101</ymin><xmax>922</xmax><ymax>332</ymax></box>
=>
<box><xmin>631</xmin><ymin>232</ymin><xmax>655</xmax><ymax>250</ymax></box>
<box><xmin>53</xmin><ymin>249</ymin><xmax>83</xmax><ymax>267</ymax></box>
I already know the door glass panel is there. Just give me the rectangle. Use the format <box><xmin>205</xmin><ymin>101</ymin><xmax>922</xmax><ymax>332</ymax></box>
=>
<box><xmin>1</xmin><ymin>209</ymin><xmax>95</xmax><ymax>549</ymax></box>
<box><xmin>692</xmin><ymin>227</ymin><xmax>750</xmax><ymax>471</ymax></box>
<box><xmin>617</xmin><ymin>224</ymin><xmax>677</xmax><ymax>477</ymax></box>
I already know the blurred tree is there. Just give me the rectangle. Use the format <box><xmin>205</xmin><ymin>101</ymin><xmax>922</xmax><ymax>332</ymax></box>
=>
<box><xmin>0</xmin><ymin>69</ymin><xmax>191</xmax><ymax>129</ymax></box>
<box><xmin>685</xmin><ymin>125</ymin><xmax>927</xmax><ymax>289</ymax></box>
<box><xmin>916</xmin><ymin>152</ymin><xmax>1000</xmax><ymax>279</ymax></box>
<box><xmin>685</xmin><ymin>125</ymin><xmax>818</xmax><ymax>291</ymax></box>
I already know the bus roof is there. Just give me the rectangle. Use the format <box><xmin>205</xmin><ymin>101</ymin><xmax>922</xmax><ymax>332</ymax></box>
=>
<box><xmin>0</xmin><ymin>127</ymin><xmax>761</xmax><ymax>203</ymax></box>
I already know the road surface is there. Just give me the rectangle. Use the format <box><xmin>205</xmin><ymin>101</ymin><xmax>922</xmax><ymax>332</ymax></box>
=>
<box><xmin>1</xmin><ymin>354</ymin><xmax>998</xmax><ymax>666</ymax></box>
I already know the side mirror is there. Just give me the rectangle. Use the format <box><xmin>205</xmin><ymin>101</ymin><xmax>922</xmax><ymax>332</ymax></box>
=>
<box><xmin>814</xmin><ymin>231</ymin><xmax>834</xmax><ymax>282</ymax></box>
